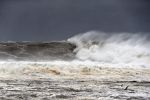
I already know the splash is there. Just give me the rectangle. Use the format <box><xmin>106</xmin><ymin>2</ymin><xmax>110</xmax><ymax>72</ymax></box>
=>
<box><xmin>0</xmin><ymin>31</ymin><xmax>150</xmax><ymax>77</ymax></box>
<box><xmin>68</xmin><ymin>31</ymin><xmax>150</xmax><ymax>67</ymax></box>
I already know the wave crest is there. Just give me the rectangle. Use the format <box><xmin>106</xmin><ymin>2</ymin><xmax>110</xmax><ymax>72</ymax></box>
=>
<box><xmin>68</xmin><ymin>31</ymin><xmax>150</xmax><ymax>66</ymax></box>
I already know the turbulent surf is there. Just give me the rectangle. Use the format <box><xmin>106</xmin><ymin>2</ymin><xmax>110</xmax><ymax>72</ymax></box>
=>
<box><xmin>0</xmin><ymin>31</ymin><xmax>150</xmax><ymax>66</ymax></box>
<box><xmin>0</xmin><ymin>31</ymin><xmax>150</xmax><ymax>100</ymax></box>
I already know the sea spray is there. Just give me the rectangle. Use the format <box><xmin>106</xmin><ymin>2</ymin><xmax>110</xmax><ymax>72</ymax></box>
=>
<box><xmin>68</xmin><ymin>31</ymin><xmax>150</xmax><ymax>66</ymax></box>
<box><xmin>0</xmin><ymin>31</ymin><xmax>150</xmax><ymax>76</ymax></box>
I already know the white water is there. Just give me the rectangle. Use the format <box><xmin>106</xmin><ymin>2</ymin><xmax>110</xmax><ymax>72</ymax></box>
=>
<box><xmin>0</xmin><ymin>32</ymin><xmax>150</xmax><ymax>100</ymax></box>
<box><xmin>0</xmin><ymin>31</ymin><xmax>150</xmax><ymax>76</ymax></box>
<box><xmin>68</xmin><ymin>31</ymin><xmax>150</xmax><ymax>67</ymax></box>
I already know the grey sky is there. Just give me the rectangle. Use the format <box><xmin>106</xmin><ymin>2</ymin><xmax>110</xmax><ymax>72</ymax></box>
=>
<box><xmin>0</xmin><ymin>0</ymin><xmax>150</xmax><ymax>41</ymax></box>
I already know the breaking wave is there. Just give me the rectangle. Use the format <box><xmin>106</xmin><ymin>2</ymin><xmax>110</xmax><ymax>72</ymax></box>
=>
<box><xmin>68</xmin><ymin>31</ymin><xmax>150</xmax><ymax>67</ymax></box>
<box><xmin>0</xmin><ymin>31</ymin><xmax>150</xmax><ymax>77</ymax></box>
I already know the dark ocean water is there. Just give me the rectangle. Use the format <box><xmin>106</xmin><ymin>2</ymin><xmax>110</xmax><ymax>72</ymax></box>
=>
<box><xmin>0</xmin><ymin>42</ymin><xmax>76</xmax><ymax>61</ymax></box>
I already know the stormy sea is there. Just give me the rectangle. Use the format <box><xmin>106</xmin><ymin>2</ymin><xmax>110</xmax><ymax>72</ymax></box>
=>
<box><xmin>0</xmin><ymin>31</ymin><xmax>150</xmax><ymax>100</ymax></box>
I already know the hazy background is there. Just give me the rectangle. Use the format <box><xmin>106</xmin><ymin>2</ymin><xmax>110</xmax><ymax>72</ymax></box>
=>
<box><xmin>0</xmin><ymin>0</ymin><xmax>150</xmax><ymax>41</ymax></box>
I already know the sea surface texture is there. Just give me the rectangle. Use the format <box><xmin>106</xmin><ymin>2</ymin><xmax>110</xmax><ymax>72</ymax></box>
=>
<box><xmin>0</xmin><ymin>42</ymin><xmax>76</xmax><ymax>61</ymax></box>
<box><xmin>0</xmin><ymin>32</ymin><xmax>150</xmax><ymax>100</ymax></box>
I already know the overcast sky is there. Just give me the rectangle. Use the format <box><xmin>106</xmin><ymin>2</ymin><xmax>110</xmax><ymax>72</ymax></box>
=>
<box><xmin>0</xmin><ymin>0</ymin><xmax>150</xmax><ymax>41</ymax></box>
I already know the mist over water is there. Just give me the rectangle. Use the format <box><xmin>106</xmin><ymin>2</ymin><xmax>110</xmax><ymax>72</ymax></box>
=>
<box><xmin>68</xmin><ymin>31</ymin><xmax>150</xmax><ymax>67</ymax></box>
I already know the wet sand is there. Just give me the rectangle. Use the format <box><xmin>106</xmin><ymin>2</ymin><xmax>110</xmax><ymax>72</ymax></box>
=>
<box><xmin>0</xmin><ymin>67</ymin><xmax>150</xmax><ymax>100</ymax></box>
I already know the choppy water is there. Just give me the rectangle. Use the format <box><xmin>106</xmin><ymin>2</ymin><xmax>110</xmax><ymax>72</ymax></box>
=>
<box><xmin>0</xmin><ymin>31</ymin><xmax>150</xmax><ymax>66</ymax></box>
<box><xmin>0</xmin><ymin>31</ymin><xmax>150</xmax><ymax>76</ymax></box>
<box><xmin>0</xmin><ymin>61</ymin><xmax>150</xmax><ymax>100</ymax></box>
<box><xmin>0</xmin><ymin>32</ymin><xmax>150</xmax><ymax>99</ymax></box>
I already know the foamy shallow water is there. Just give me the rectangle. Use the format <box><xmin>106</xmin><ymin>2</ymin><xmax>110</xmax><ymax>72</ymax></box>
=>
<box><xmin>0</xmin><ymin>61</ymin><xmax>150</xmax><ymax>100</ymax></box>
<box><xmin>0</xmin><ymin>61</ymin><xmax>149</xmax><ymax>80</ymax></box>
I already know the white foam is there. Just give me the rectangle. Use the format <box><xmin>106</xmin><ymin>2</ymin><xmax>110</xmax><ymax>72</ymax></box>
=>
<box><xmin>68</xmin><ymin>31</ymin><xmax>150</xmax><ymax>67</ymax></box>
<box><xmin>0</xmin><ymin>31</ymin><xmax>150</xmax><ymax>76</ymax></box>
